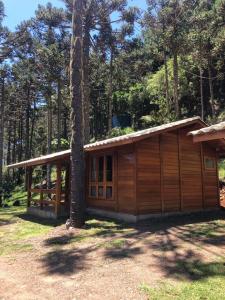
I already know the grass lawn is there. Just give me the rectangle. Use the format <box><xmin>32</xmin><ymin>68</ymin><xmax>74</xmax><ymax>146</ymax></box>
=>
<box><xmin>0</xmin><ymin>187</ymin><xmax>61</xmax><ymax>256</ymax></box>
<box><xmin>0</xmin><ymin>204</ymin><xmax>59</xmax><ymax>256</ymax></box>
<box><xmin>0</xmin><ymin>195</ymin><xmax>130</xmax><ymax>256</ymax></box>
<box><xmin>140</xmin><ymin>274</ymin><xmax>225</xmax><ymax>300</ymax></box>
<box><xmin>140</xmin><ymin>218</ymin><xmax>225</xmax><ymax>300</ymax></box>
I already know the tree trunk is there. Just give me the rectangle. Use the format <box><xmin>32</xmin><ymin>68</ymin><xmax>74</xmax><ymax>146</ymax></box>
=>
<box><xmin>17</xmin><ymin>118</ymin><xmax>24</xmax><ymax>185</ymax></box>
<box><xmin>57</xmin><ymin>79</ymin><xmax>62</xmax><ymax>151</ymax></box>
<box><xmin>69</xmin><ymin>0</ymin><xmax>85</xmax><ymax>228</ymax></box>
<box><xmin>12</xmin><ymin>121</ymin><xmax>16</xmax><ymax>180</ymax></box>
<box><xmin>199</xmin><ymin>67</ymin><xmax>204</xmax><ymax>120</ymax></box>
<box><xmin>0</xmin><ymin>75</ymin><xmax>5</xmax><ymax>206</ymax></box>
<box><xmin>108</xmin><ymin>48</ymin><xmax>113</xmax><ymax>131</ymax></box>
<box><xmin>83</xmin><ymin>10</ymin><xmax>91</xmax><ymax>144</ymax></box>
<box><xmin>63</xmin><ymin>108</ymin><xmax>68</xmax><ymax>140</ymax></box>
<box><xmin>25</xmin><ymin>82</ymin><xmax>31</xmax><ymax>160</ymax></box>
<box><xmin>29</xmin><ymin>98</ymin><xmax>36</xmax><ymax>158</ymax></box>
<box><xmin>208</xmin><ymin>57</ymin><xmax>215</xmax><ymax>118</ymax></box>
<box><xmin>173</xmin><ymin>50</ymin><xmax>180</xmax><ymax>118</ymax></box>
<box><xmin>47</xmin><ymin>95</ymin><xmax>52</xmax><ymax>188</ymax></box>
<box><xmin>164</xmin><ymin>51</ymin><xmax>170</xmax><ymax>114</ymax></box>
<box><xmin>6</xmin><ymin>120</ymin><xmax>11</xmax><ymax>166</ymax></box>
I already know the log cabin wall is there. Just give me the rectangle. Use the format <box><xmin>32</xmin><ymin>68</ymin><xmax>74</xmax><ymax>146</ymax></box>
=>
<box><xmin>160</xmin><ymin>131</ymin><xmax>180</xmax><ymax>213</ymax></box>
<box><xmin>135</xmin><ymin>136</ymin><xmax>161</xmax><ymax>214</ymax></box>
<box><xmin>202</xmin><ymin>143</ymin><xmax>219</xmax><ymax>208</ymax></box>
<box><xmin>179</xmin><ymin>125</ymin><xmax>203</xmax><ymax>211</ymax></box>
<box><xmin>117</xmin><ymin>145</ymin><xmax>136</xmax><ymax>214</ymax></box>
<box><xmin>86</xmin><ymin>124</ymin><xmax>219</xmax><ymax>216</ymax></box>
<box><xmin>135</xmin><ymin>124</ymin><xmax>219</xmax><ymax>215</ymax></box>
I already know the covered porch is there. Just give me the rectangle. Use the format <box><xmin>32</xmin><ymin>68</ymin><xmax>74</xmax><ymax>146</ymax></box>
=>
<box><xmin>189</xmin><ymin>121</ymin><xmax>225</xmax><ymax>209</ymax></box>
<box><xmin>8</xmin><ymin>150</ymin><xmax>71</xmax><ymax>219</ymax></box>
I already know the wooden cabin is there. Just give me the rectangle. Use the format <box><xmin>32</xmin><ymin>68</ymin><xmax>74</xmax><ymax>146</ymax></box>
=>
<box><xmin>8</xmin><ymin>117</ymin><xmax>225</xmax><ymax>221</ymax></box>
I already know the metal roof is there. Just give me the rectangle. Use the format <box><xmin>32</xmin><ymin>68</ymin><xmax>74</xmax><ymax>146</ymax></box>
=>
<box><xmin>8</xmin><ymin>116</ymin><xmax>205</xmax><ymax>168</ymax></box>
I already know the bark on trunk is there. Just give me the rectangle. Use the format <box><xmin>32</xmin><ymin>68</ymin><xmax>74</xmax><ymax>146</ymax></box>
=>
<box><xmin>0</xmin><ymin>76</ymin><xmax>5</xmax><ymax>206</ymax></box>
<box><xmin>63</xmin><ymin>108</ymin><xmax>68</xmax><ymax>140</ymax></box>
<box><xmin>108</xmin><ymin>48</ymin><xmax>113</xmax><ymax>132</ymax></box>
<box><xmin>47</xmin><ymin>95</ymin><xmax>52</xmax><ymax>188</ymax></box>
<box><xmin>12</xmin><ymin>121</ymin><xmax>16</xmax><ymax>180</ymax></box>
<box><xmin>173</xmin><ymin>51</ymin><xmax>180</xmax><ymax>118</ymax></box>
<box><xmin>69</xmin><ymin>0</ymin><xmax>85</xmax><ymax>228</ymax></box>
<box><xmin>164</xmin><ymin>51</ymin><xmax>170</xmax><ymax>114</ymax></box>
<box><xmin>29</xmin><ymin>98</ymin><xmax>36</xmax><ymax>158</ymax></box>
<box><xmin>83</xmin><ymin>13</ymin><xmax>91</xmax><ymax>144</ymax></box>
<box><xmin>57</xmin><ymin>79</ymin><xmax>62</xmax><ymax>151</ymax></box>
<box><xmin>25</xmin><ymin>82</ymin><xmax>31</xmax><ymax>160</ymax></box>
<box><xmin>6</xmin><ymin>120</ymin><xmax>11</xmax><ymax>166</ymax></box>
<box><xmin>208</xmin><ymin>57</ymin><xmax>215</xmax><ymax>118</ymax></box>
<box><xmin>199</xmin><ymin>67</ymin><xmax>204</xmax><ymax>120</ymax></box>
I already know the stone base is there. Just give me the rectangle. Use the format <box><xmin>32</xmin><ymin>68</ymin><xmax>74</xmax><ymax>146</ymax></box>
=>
<box><xmin>27</xmin><ymin>206</ymin><xmax>68</xmax><ymax>219</ymax></box>
<box><xmin>86</xmin><ymin>207</ymin><xmax>221</xmax><ymax>223</ymax></box>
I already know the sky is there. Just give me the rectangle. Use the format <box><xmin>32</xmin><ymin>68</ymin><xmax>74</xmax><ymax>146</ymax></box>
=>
<box><xmin>3</xmin><ymin>0</ymin><xmax>147</xmax><ymax>30</ymax></box>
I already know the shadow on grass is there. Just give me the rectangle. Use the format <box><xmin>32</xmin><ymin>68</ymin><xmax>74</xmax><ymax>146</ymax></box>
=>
<box><xmin>0</xmin><ymin>218</ymin><xmax>17</xmax><ymax>226</ymax></box>
<box><xmin>17</xmin><ymin>213</ymin><xmax>66</xmax><ymax>227</ymax></box>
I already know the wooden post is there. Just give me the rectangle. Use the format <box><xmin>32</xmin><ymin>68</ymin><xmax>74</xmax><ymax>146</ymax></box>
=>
<box><xmin>65</xmin><ymin>162</ymin><xmax>71</xmax><ymax>212</ymax></box>
<box><xmin>114</xmin><ymin>151</ymin><xmax>118</xmax><ymax>212</ymax></box>
<box><xmin>216</xmin><ymin>154</ymin><xmax>220</xmax><ymax>208</ymax></box>
<box><xmin>55</xmin><ymin>162</ymin><xmax>62</xmax><ymax>217</ymax></box>
<box><xmin>200</xmin><ymin>143</ymin><xmax>205</xmax><ymax>209</ymax></box>
<box><xmin>177</xmin><ymin>129</ymin><xmax>183</xmax><ymax>211</ymax></box>
<box><xmin>159</xmin><ymin>134</ymin><xmax>164</xmax><ymax>214</ymax></box>
<box><xmin>134</xmin><ymin>144</ymin><xmax>138</xmax><ymax>215</ymax></box>
<box><xmin>27</xmin><ymin>167</ymin><xmax>32</xmax><ymax>208</ymax></box>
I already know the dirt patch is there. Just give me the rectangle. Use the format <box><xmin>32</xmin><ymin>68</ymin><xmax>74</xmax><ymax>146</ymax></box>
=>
<box><xmin>1</xmin><ymin>211</ymin><xmax>225</xmax><ymax>300</ymax></box>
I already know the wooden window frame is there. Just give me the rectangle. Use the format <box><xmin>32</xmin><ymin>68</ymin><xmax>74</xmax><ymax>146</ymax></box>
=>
<box><xmin>89</xmin><ymin>154</ymin><xmax>113</xmax><ymax>200</ymax></box>
<box><xmin>204</xmin><ymin>156</ymin><xmax>216</xmax><ymax>171</ymax></box>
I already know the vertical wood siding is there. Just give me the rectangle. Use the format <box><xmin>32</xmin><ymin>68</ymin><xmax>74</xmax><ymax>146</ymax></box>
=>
<box><xmin>136</xmin><ymin>136</ymin><xmax>161</xmax><ymax>214</ymax></box>
<box><xmin>179</xmin><ymin>127</ymin><xmax>203</xmax><ymax>211</ymax></box>
<box><xmin>86</xmin><ymin>124</ymin><xmax>219</xmax><ymax>215</ymax></box>
<box><xmin>161</xmin><ymin>132</ymin><xmax>180</xmax><ymax>212</ymax></box>
<box><xmin>202</xmin><ymin>144</ymin><xmax>219</xmax><ymax>208</ymax></box>
<box><xmin>117</xmin><ymin>147</ymin><xmax>136</xmax><ymax>214</ymax></box>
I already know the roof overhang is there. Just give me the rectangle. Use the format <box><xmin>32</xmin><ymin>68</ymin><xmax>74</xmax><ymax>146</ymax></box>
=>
<box><xmin>188</xmin><ymin>121</ymin><xmax>225</xmax><ymax>158</ymax></box>
<box><xmin>8</xmin><ymin>116</ymin><xmax>206</xmax><ymax>169</ymax></box>
<box><xmin>7</xmin><ymin>150</ymin><xmax>71</xmax><ymax>169</ymax></box>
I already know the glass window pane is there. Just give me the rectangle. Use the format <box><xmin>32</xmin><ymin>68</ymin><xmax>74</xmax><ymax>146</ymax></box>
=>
<box><xmin>98</xmin><ymin>186</ymin><xmax>104</xmax><ymax>197</ymax></box>
<box><xmin>106</xmin><ymin>156</ymin><xmax>113</xmax><ymax>182</ymax></box>
<box><xmin>106</xmin><ymin>186</ymin><xmax>112</xmax><ymax>199</ymax></box>
<box><xmin>205</xmin><ymin>157</ymin><xmax>215</xmax><ymax>169</ymax></box>
<box><xmin>90</xmin><ymin>186</ymin><xmax>96</xmax><ymax>197</ymax></box>
<box><xmin>98</xmin><ymin>156</ymin><xmax>104</xmax><ymax>182</ymax></box>
<box><xmin>90</xmin><ymin>157</ymin><xmax>97</xmax><ymax>182</ymax></box>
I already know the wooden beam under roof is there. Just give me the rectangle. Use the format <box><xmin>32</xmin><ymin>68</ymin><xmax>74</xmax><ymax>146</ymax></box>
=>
<box><xmin>192</xmin><ymin>130</ymin><xmax>225</xmax><ymax>143</ymax></box>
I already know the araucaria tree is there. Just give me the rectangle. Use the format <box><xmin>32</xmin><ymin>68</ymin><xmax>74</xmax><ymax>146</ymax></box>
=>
<box><xmin>69</xmin><ymin>0</ymin><xmax>85</xmax><ymax>228</ymax></box>
<box><xmin>2</xmin><ymin>0</ymin><xmax>225</xmax><ymax>207</ymax></box>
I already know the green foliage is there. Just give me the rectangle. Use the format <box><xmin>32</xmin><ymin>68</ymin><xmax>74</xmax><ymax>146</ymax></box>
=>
<box><xmin>219</xmin><ymin>160</ymin><xmax>225</xmax><ymax>179</ymax></box>
<box><xmin>107</xmin><ymin>127</ymin><xmax>134</xmax><ymax>138</ymax></box>
<box><xmin>51</xmin><ymin>138</ymin><xmax>70</xmax><ymax>151</ymax></box>
<box><xmin>2</xmin><ymin>0</ymin><xmax>225</xmax><ymax>190</ymax></box>
<box><xmin>140</xmin><ymin>272</ymin><xmax>225</xmax><ymax>300</ymax></box>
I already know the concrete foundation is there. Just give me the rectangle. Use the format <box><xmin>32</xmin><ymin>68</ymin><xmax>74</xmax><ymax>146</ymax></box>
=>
<box><xmin>86</xmin><ymin>207</ymin><xmax>221</xmax><ymax>223</ymax></box>
<box><xmin>27</xmin><ymin>206</ymin><xmax>68</xmax><ymax>219</ymax></box>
